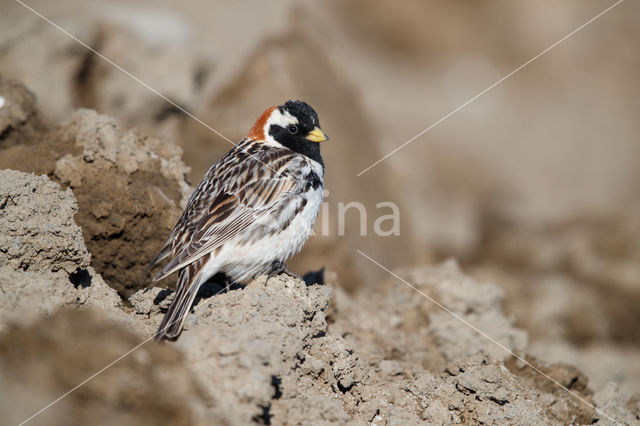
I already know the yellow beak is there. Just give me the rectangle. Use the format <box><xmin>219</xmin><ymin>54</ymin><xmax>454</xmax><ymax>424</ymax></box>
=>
<box><xmin>305</xmin><ymin>127</ymin><xmax>329</xmax><ymax>142</ymax></box>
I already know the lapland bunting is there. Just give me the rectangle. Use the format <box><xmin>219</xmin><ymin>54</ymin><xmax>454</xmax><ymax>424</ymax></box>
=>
<box><xmin>148</xmin><ymin>100</ymin><xmax>329</xmax><ymax>340</ymax></box>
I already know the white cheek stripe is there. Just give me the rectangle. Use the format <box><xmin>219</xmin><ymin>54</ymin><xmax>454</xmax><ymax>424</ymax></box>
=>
<box><xmin>264</xmin><ymin>109</ymin><xmax>298</xmax><ymax>146</ymax></box>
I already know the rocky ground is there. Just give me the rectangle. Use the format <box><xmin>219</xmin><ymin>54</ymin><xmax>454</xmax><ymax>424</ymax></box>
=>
<box><xmin>0</xmin><ymin>166</ymin><xmax>634</xmax><ymax>425</ymax></box>
<box><xmin>0</xmin><ymin>76</ymin><xmax>638</xmax><ymax>424</ymax></box>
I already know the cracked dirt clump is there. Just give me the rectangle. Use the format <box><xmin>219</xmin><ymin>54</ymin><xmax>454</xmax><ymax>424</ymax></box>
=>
<box><xmin>0</xmin><ymin>169</ymin><xmax>89</xmax><ymax>274</ymax></box>
<box><xmin>0</xmin><ymin>169</ymin><xmax>123</xmax><ymax>331</ymax></box>
<box><xmin>0</xmin><ymin>100</ymin><xmax>193</xmax><ymax>297</ymax></box>
<box><xmin>51</xmin><ymin>109</ymin><xmax>192</xmax><ymax>297</ymax></box>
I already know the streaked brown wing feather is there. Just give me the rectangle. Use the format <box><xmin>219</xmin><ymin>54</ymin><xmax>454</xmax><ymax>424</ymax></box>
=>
<box><xmin>153</xmin><ymin>143</ymin><xmax>301</xmax><ymax>281</ymax></box>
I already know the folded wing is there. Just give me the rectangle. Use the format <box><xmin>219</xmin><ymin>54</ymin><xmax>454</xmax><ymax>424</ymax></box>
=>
<box><xmin>151</xmin><ymin>149</ymin><xmax>301</xmax><ymax>281</ymax></box>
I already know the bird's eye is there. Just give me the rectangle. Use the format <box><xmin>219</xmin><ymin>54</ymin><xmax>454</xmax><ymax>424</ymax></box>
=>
<box><xmin>288</xmin><ymin>125</ymin><xmax>298</xmax><ymax>134</ymax></box>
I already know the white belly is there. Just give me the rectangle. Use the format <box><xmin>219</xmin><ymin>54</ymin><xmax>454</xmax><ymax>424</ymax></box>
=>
<box><xmin>199</xmin><ymin>184</ymin><xmax>323</xmax><ymax>284</ymax></box>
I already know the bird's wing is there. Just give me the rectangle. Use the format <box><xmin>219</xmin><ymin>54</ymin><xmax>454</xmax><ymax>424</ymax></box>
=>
<box><xmin>153</xmin><ymin>148</ymin><xmax>303</xmax><ymax>281</ymax></box>
<box><xmin>148</xmin><ymin>139</ymin><xmax>265</xmax><ymax>273</ymax></box>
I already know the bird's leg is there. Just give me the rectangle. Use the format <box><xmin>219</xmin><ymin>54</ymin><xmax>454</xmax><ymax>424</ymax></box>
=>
<box><xmin>222</xmin><ymin>276</ymin><xmax>232</xmax><ymax>293</ymax></box>
<box><xmin>266</xmin><ymin>260</ymin><xmax>303</xmax><ymax>283</ymax></box>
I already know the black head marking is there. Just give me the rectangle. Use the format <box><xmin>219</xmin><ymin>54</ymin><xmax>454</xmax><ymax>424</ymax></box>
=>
<box><xmin>279</xmin><ymin>100</ymin><xmax>320</xmax><ymax>130</ymax></box>
<box><xmin>269</xmin><ymin>100</ymin><xmax>325</xmax><ymax>166</ymax></box>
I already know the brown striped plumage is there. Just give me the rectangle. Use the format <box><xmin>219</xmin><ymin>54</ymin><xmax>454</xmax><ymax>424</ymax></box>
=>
<box><xmin>149</xmin><ymin>100</ymin><xmax>328</xmax><ymax>340</ymax></box>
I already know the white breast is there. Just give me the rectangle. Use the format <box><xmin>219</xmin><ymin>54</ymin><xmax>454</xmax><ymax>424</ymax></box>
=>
<box><xmin>200</xmin><ymin>159</ymin><xmax>324</xmax><ymax>284</ymax></box>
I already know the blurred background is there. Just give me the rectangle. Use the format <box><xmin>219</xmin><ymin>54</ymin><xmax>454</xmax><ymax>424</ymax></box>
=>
<box><xmin>1</xmin><ymin>0</ymin><xmax>639</xmax><ymax>399</ymax></box>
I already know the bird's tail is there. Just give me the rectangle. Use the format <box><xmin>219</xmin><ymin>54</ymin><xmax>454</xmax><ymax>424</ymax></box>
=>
<box><xmin>155</xmin><ymin>265</ymin><xmax>202</xmax><ymax>341</ymax></box>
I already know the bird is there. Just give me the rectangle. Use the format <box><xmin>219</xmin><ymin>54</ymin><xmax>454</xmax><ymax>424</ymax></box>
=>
<box><xmin>148</xmin><ymin>100</ymin><xmax>329</xmax><ymax>341</ymax></box>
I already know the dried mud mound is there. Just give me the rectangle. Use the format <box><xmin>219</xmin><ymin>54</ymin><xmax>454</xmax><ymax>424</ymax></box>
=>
<box><xmin>51</xmin><ymin>109</ymin><xmax>191</xmax><ymax>297</ymax></box>
<box><xmin>0</xmin><ymin>170</ymin><xmax>219</xmax><ymax>425</ymax></box>
<box><xmin>0</xmin><ymin>169</ymin><xmax>121</xmax><ymax>330</ymax></box>
<box><xmin>125</xmin><ymin>264</ymin><xmax>635</xmax><ymax>425</ymax></box>
<box><xmin>329</xmin><ymin>262</ymin><xmax>528</xmax><ymax>368</ymax></box>
<box><xmin>0</xmin><ymin>169</ymin><xmax>637</xmax><ymax>425</ymax></box>
<box><xmin>128</xmin><ymin>275</ymin><xmax>560</xmax><ymax>425</ymax></box>
<box><xmin>0</xmin><ymin>79</ymin><xmax>192</xmax><ymax>296</ymax></box>
<box><xmin>0</xmin><ymin>169</ymin><xmax>89</xmax><ymax>274</ymax></box>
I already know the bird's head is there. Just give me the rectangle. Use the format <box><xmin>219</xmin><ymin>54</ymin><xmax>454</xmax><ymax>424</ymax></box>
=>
<box><xmin>248</xmin><ymin>100</ymin><xmax>329</xmax><ymax>162</ymax></box>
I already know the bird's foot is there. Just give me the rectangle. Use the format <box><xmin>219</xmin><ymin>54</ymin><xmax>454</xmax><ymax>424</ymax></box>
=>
<box><xmin>221</xmin><ymin>279</ymin><xmax>231</xmax><ymax>293</ymax></box>
<box><xmin>266</xmin><ymin>260</ymin><xmax>303</xmax><ymax>284</ymax></box>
